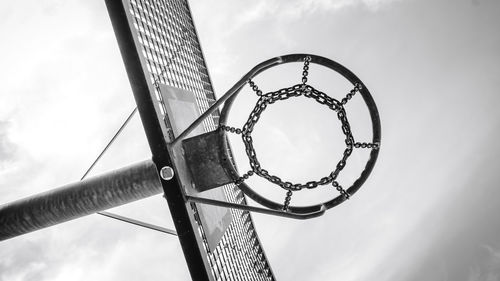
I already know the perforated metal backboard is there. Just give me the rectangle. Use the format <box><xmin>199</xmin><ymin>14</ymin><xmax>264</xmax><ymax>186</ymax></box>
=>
<box><xmin>105</xmin><ymin>0</ymin><xmax>275</xmax><ymax>280</ymax></box>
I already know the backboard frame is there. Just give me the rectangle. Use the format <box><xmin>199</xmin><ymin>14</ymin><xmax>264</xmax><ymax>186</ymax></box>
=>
<box><xmin>105</xmin><ymin>1</ymin><xmax>214</xmax><ymax>279</ymax></box>
<box><xmin>105</xmin><ymin>0</ymin><xmax>275</xmax><ymax>280</ymax></box>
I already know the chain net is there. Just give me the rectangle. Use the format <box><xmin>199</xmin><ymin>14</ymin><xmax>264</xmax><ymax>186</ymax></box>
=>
<box><xmin>221</xmin><ymin>56</ymin><xmax>379</xmax><ymax>209</ymax></box>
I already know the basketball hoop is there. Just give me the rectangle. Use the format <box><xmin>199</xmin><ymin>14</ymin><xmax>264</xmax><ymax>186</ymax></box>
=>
<box><xmin>173</xmin><ymin>54</ymin><xmax>381</xmax><ymax>219</ymax></box>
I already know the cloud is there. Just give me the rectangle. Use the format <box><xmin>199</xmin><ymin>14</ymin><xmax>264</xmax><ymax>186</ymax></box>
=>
<box><xmin>482</xmin><ymin>244</ymin><xmax>500</xmax><ymax>260</ymax></box>
<box><xmin>0</xmin><ymin>239</ymin><xmax>49</xmax><ymax>281</ymax></box>
<box><xmin>231</xmin><ymin>0</ymin><xmax>403</xmax><ymax>29</ymax></box>
<box><xmin>0</xmin><ymin>121</ymin><xmax>17</xmax><ymax>169</ymax></box>
<box><xmin>467</xmin><ymin>245</ymin><xmax>500</xmax><ymax>281</ymax></box>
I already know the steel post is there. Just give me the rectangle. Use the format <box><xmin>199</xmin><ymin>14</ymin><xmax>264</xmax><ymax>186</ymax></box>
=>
<box><xmin>0</xmin><ymin>159</ymin><xmax>162</xmax><ymax>241</ymax></box>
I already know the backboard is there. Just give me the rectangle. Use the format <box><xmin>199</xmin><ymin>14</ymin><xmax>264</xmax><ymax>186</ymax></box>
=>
<box><xmin>105</xmin><ymin>0</ymin><xmax>275</xmax><ymax>280</ymax></box>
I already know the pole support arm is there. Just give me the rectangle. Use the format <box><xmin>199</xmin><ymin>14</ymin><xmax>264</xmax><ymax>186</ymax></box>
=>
<box><xmin>0</xmin><ymin>159</ymin><xmax>163</xmax><ymax>241</ymax></box>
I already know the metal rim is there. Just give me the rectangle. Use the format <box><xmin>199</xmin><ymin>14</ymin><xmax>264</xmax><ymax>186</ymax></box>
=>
<box><xmin>218</xmin><ymin>53</ymin><xmax>381</xmax><ymax>214</ymax></box>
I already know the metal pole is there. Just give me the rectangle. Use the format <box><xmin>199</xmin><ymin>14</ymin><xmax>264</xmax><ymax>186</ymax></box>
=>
<box><xmin>0</xmin><ymin>159</ymin><xmax>162</xmax><ymax>241</ymax></box>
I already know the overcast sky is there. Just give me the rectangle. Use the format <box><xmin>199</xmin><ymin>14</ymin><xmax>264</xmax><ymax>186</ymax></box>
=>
<box><xmin>1</xmin><ymin>0</ymin><xmax>500</xmax><ymax>280</ymax></box>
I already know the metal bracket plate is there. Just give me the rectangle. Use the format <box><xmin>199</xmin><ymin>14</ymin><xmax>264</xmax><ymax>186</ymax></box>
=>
<box><xmin>182</xmin><ymin>131</ymin><xmax>234</xmax><ymax>192</ymax></box>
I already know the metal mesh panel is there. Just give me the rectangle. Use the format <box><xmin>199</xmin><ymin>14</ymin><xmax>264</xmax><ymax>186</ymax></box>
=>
<box><xmin>124</xmin><ymin>0</ymin><xmax>275</xmax><ymax>279</ymax></box>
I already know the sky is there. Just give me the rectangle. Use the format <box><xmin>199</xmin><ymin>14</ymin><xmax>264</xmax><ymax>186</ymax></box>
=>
<box><xmin>1</xmin><ymin>0</ymin><xmax>500</xmax><ymax>280</ymax></box>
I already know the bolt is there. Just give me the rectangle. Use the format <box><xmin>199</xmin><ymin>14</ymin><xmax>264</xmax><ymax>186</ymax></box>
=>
<box><xmin>160</xmin><ymin>166</ymin><xmax>174</xmax><ymax>180</ymax></box>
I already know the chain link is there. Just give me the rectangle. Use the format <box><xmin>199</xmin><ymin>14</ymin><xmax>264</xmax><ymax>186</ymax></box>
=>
<box><xmin>354</xmin><ymin>142</ymin><xmax>380</xmax><ymax>149</ymax></box>
<box><xmin>332</xmin><ymin>181</ymin><xmax>350</xmax><ymax>199</ymax></box>
<box><xmin>306</xmin><ymin>86</ymin><xmax>342</xmax><ymax>111</ymax></box>
<box><xmin>302</xmin><ymin>56</ymin><xmax>311</xmax><ymax>84</ymax></box>
<box><xmin>341</xmin><ymin>83</ymin><xmax>363</xmax><ymax>105</ymax></box>
<box><xmin>283</xmin><ymin>190</ymin><xmax>293</xmax><ymax>211</ymax></box>
<box><xmin>256</xmin><ymin>84</ymin><xmax>342</xmax><ymax>110</ymax></box>
<box><xmin>242</xmin><ymin>96</ymin><xmax>268</xmax><ymax>134</ymax></box>
<box><xmin>328</xmin><ymin>108</ymin><xmax>354</xmax><ymax>182</ymax></box>
<box><xmin>220</xmin><ymin>124</ymin><xmax>242</xmax><ymax>134</ymax></box>
<box><xmin>248</xmin><ymin>79</ymin><xmax>263</xmax><ymax>96</ymax></box>
<box><xmin>235</xmin><ymin>170</ymin><xmax>255</xmax><ymax>186</ymax></box>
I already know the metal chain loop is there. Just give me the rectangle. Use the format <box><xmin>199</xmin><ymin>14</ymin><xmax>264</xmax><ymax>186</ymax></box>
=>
<box><xmin>240</xmin><ymin>83</ymin><xmax>355</xmax><ymax>192</ymax></box>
